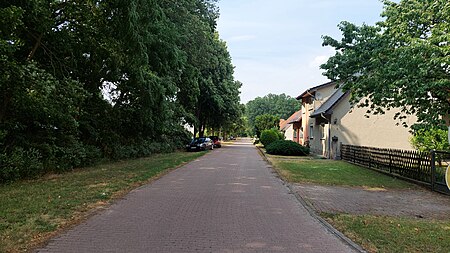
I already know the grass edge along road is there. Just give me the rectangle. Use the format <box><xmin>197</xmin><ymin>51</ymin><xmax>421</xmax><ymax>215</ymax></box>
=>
<box><xmin>323</xmin><ymin>213</ymin><xmax>450</xmax><ymax>253</ymax></box>
<box><xmin>268</xmin><ymin>154</ymin><xmax>450</xmax><ymax>253</ymax></box>
<box><xmin>0</xmin><ymin>151</ymin><xmax>206</xmax><ymax>253</ymax></box>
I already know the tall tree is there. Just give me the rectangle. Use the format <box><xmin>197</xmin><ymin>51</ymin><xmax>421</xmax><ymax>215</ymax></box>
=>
<box><xmin>254</xmin><ymin>114</ymin><xmax>280</xmax><ymax>136</ymax></box>
<box><xmin>321</xmin><ymin>0</ymin><xmax>450</xmax><ymax>143</ymax></box>
<box><xmin>0</xmin><ymin>0</ymin><xmax>241</xmax><ymax>181</ymax></box>
<box><xmin>246</xmin><ymin>94</ymin><xmax>300</xmax><ymax>135</ymax></box>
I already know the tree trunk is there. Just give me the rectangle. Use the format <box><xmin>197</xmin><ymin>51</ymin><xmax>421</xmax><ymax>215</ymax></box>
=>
<box><xmin>27</xmin><ymin>33</ymin><xmax>43</xmax><ymax>61</ymax></box>
<box><xmin>199</xmin><ymin>123</ymin><xmax>205</xmax><ymax>137</ymax></box>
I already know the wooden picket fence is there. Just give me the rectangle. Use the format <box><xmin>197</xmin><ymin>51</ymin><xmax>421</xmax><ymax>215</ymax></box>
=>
<box><xmin>341</xmin><ymin>144</ymin><xmax>432</xmax><ymax>185</ymax></box>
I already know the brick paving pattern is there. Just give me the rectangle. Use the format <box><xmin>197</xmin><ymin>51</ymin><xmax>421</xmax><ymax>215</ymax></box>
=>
<box><xmin>294</xmin><ymin>184</ymin><xmax>450</xmax><ymax>219</ymax></box>
<box><xmin>36</xmin><ymin>139</ymin><xmax>356</xmax><ymax>253</ymax></box>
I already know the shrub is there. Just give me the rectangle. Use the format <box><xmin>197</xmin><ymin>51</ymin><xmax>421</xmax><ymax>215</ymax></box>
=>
<box><xmin>276</xmin><ymin>130</ymin><xmax>285</xmax><ymax>140</ymax></box>
<box><xmin>410</xmin><ymin>127</ymin><xmax>449</xmax><ymax>152</ymax></box>
<box><xmin>0</xmin><ymin>147</ymin><xmax>44</xmax><ymax>182</ymax></box>
<box><xmin>260</xmin><ymin>129</ymin><xmax>280</xmax><ymax>147</ymax></box>
<box><xmin>266</xmin><ymin>140</ymin><xmax>310</xmax><ymax>156</ymax></box>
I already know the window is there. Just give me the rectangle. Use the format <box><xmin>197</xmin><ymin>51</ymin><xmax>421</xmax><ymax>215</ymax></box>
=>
<box><xmin>299</xmin><ymin>127</ymin><xmax>304</xmax><ymax>138</ymax></box>
<box><xmin>309</xmin><ymin>125</ymin><xmax>314</xmax><ymax>139</ymax></box>
<box><xmin>293</xmin><ymin>129</ymin><xmax>297</xmax><ymax>138</ymax></box>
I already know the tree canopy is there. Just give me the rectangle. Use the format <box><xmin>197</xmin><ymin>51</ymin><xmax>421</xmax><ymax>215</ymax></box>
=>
<box><xmin>254</xmin><ymin>114</ymin><xmax>279</xmax><ymax>136</ymax></box>
<box><xmin>245</xmin><ymin>93</ymin><xmax>300</xmax><ymax>135</ymax></box>
<box><xmin>321</xmin><ymin>0</ymin><xmax>450</xmax><ymax>132</ymax></box>
<box><xmin>0</xmin><ymin>0</ymin><xmax>241</xmax><ymax>182</ymax></box>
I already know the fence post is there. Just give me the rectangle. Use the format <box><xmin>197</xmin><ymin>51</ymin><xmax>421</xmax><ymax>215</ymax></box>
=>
<box><xmin>431</xmin><ymin>150</ymin><xmax>435</xmax><ymax>192</ymax></box>
<box><xmin>431</xmin><ymin>150</ymin><xmax>436</xmax><ymax>191</ymax></box>
<box><xmin>389</xmin><ymin>149</ymin><xmax>392</xmax><ymax>174</ymax></box>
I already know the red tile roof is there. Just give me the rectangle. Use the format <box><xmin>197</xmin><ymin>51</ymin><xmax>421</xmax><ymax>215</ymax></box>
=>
<box><xmin>279</xmin><ymin>110</ymin><xmax>302</xmax><ymax>131</ymax></box>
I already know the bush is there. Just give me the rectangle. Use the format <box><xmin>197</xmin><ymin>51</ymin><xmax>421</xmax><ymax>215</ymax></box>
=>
<box><xmin>266</xmin><ymin>140</ymin><xmax>310</xmax><ymax>156</ymax></box>
<box><xmin>276</xmin><ymin>130</ymin><xmax>285</xmax><ymax>140</ymax></box>
<box><xmin>260</xmin><ymin>129</ymin><xmax>280</xmax><ymax>147</ymax></box>
<box><xmin>0</xmin><ymin>147</ymin><xmax>44</xmax><ymax>182</ymax></box>
<box><xmin>410</xmin><ymin>127</ymin><xmax>449</xmax><ymax>152</ymax></box>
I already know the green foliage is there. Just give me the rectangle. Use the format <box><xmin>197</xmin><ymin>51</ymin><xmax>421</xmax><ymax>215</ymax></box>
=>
<box><xmin>0</xmin><ymin>147</ymin><xmax>43</xmax><ymax>182</ymax></box>
<box><xmin>321</xmin><ymin>0</ymin><xmax>450</xmax><ymax>131</ymax></box>
<box><xmin>266</xmin><ymin>140</ymin><xmax>310</xmax><ymax>156</ymax></box>
<box><xmin>276</xmin><ymin>130</ymin><xmax>285</xmax><ymax>140</ymax></box>
<box><xmin>246</xmin><ymin>94</ymin><xmax>300</xmax><ymax>135</ymax></box>
<box><xmin>0</xmin><ymin>0</ymin><xmax>240</xmax><ymax>182</ymax></box>
<box><xmin>411</xmin><ymin>127</ymin><xmax>449</xmax><ymax>152</ymax></box>
<box><xmin>254</xmin><ymin>114</ymin><xmax>280</xmax><ymax>136</ymax></box>
<box><xmin>260</xmin><ymin>129</ymin><xmax>280</xmax><ymax>147</ymax></box>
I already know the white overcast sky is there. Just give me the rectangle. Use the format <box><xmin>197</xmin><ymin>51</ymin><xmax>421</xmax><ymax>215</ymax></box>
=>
<box><xmin>216</xmin><ymin>0</ymin><xmax>385</xmax><ymax>103</ymax></box>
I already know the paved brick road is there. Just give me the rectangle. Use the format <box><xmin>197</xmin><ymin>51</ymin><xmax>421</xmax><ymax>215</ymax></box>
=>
<box><xmin>36</xmin><ymin>139</ymin><xmax>356</xmax><ymax>253</ymax></box>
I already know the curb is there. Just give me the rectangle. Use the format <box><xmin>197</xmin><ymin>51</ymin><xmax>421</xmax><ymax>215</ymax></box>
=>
<box><xmin>255</xmin><ymin>146</ymin><xmax>367</xmax><ymax>253</ymax></box>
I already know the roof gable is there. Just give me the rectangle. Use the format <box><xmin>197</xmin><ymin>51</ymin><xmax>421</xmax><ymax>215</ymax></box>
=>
<box><xmin>296</xmin><ymin>81</ymin><xmax>336</xmax><ymax>100</ymax></box>
<box><xmin>280</xmin><ymin>110</ymin><xmax>302</xmax><ymax>130</ymax></box>
<box><xmin>310</xmin><ymin>88</ymin><xmax>349</xmax><ymax>118</ymax></box>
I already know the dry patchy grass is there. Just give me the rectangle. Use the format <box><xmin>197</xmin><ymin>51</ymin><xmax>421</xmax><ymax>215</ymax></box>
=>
<box><xmin>0</xmin><ymin>151</ymin><xmax>206</xmax><ymax>253</ymax></box>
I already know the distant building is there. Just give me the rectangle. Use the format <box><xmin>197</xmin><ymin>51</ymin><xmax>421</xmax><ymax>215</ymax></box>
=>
<box><xmin>279</xmin><ymin>110</ymin><xmax>302</xmax><ymax>143</ymax></box>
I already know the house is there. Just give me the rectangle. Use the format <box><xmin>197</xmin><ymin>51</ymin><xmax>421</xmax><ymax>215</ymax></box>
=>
<box><xmin>279</xmin><ymin>110</ymin><xmax>302</xmax><ymax>143</ymax></box>
<box><xmin>297</xmin><ymin>81</ymin><xmax>416</xmax><ymax>159</ymax></box>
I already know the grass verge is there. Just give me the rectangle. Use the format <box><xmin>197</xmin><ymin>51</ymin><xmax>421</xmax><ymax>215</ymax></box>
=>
<box><xmin>0</xmin><ymin>151</ymin><xmax>206</xmax><ymax>253</ymax></box>
<box><xmin>265</xmin><ymin>152</ymin><xmax>449</xmax><ymax>252</ymax></box>
<box><xmin>270</xmin><ymin>157</ymin><xmax>414</xmax><ymax>189</ymax></box>
<box><xmin>323</xmin><ymin>213</ymin><xmax>450</xmax><ymax>253</ymax></box>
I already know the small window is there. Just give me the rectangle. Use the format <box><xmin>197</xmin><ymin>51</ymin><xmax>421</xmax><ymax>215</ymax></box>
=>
<box><xmin>309</xmin><ymin>125</ymin><xmax>314</xmax><ymax>139</ymax></box>
<box><xmin>299</xmin><ymin>127</ymin><xmax>304</xmax><ymax>138</ymax></box>
<box><xmin>293</xmin><ymin>130</ymin><xmax>297</xmax><ymax>138</ymax></box>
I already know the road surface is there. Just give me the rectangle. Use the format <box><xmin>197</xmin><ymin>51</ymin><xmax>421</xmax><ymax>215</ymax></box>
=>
<box><xmin>37</xmin><ymin>139</ymin><xmax>356</xmax><ymax>253</ymax></box>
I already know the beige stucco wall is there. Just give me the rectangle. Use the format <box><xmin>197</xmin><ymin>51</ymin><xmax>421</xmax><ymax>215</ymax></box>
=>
<box><xmin>330</xmin><ymin>94</ymin><xmax>415</xmax><ymax>154</ymax></box>
<box><xmin>312</xmin><ymin>85</ymin><xmax>336</xmax><ymax>110</ymax></box>
<box><xmin>284</xmin><ymin>124</ymin><xmax>294</xmax><ymax>141</ymax></box>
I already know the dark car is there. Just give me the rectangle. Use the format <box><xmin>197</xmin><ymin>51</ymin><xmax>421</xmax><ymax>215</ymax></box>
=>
<box><xmin>186</xmin><ymin>137</ymin><xmax>214</xmax><ymax>151</ymax></box>
<box><xmin>209</xmin><ymin>136</ymin><xmax>222</xmax><ymax>148</ymax></box>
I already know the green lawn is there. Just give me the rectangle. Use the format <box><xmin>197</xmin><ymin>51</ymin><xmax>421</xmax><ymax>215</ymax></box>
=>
<box><xmin>271</xmin><ymin>158</ymin><xmax>414</xmax><ymax>189</ymax></box>
<box><xmin>0</xmin><ymin>151</ymin><xmax>206</xmax><ymax>253</ymax></box>
<box><xmin>323</xmin><ymin>214</ymin><xmax>450</xmax><ymax>253</ymax></box>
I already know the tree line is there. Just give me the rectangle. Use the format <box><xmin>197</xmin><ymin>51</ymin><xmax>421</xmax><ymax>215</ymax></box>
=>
<box><xmin>0</xmin><ymin>0</ymin><xmax>242</xmax><ymax>182</ymax></box>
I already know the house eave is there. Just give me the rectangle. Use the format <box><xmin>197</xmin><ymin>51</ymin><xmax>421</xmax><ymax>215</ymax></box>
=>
<box><xmin>296</xmin><ymin>81</ymin><xmax>336</xmax><ymax>100</ymax></box>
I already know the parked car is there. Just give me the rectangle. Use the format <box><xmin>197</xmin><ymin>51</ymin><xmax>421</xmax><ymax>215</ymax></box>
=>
<box><xmin>229</xmin><ymin>135</ymin><xmax>236</xmax><ymax>140</ymax></box>
<box><xmin>209</xmin><ymin>136</ymin><xmax>222</xmax><ymax>148</ymax></box>
<box><xmin>186</xmin><ymin>137</ymin><xmax>214</xmax><ymax>151</ymax></box>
